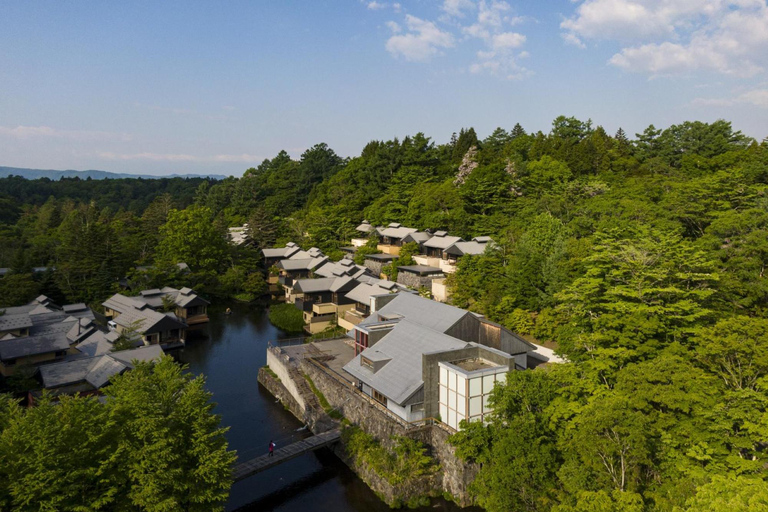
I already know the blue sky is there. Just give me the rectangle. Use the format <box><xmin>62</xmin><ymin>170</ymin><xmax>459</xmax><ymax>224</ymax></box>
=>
<box><xmin>1</xmin><ymin>0</ymin><xmax>767</xmax><ymax>176</ymax></box>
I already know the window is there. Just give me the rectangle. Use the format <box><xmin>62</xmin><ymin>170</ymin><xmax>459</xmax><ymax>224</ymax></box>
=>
<box><xmin>372</xmin><ymin>389</ymin><xmax>387</xmax><ymax>406</ymax></box>
<box><xmin>361</xmin><ymin>356</ymin><xmax>373</xmax><ymax>370</ymax></box>
<box><xmin>354</xmin><ymin>330</ymin><xmax>369</xmax><ymax>355</ymax></box>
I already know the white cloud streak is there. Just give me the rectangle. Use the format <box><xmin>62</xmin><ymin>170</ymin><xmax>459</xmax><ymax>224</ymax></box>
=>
<box><xmin>0</xmin><ymin>125</ymin><xmax>132</xmax><ymax>142</ymax></box>
<box><xmin>562</xmin><ymin>0</ymin><xmax>768</xmax><ymax>77</ymax></box>
<box><xmin>385</xmin><ymin>15</ymin><xmax>455</xmax><ymax>62</ymax></box>
<box><xmin>98</xmin><ymin>152</ymin><xmax>262</xmax><ymax>162</ymax></box>
<box><xmin>692</xmin><ymin>88</ymin><xmax>768</xmax><ymax>108</ymax></box>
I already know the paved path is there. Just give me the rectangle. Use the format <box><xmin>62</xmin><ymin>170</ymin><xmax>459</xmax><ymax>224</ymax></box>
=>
<box><xmin>232</xmin><ymin>429</ymin><xmax>341</xmax><ymax>482</ymax></box>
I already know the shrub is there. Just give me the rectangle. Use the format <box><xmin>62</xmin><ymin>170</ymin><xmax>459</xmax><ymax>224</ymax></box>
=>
<box><xmin>268</xmin><ymin>303</ymin><xmax>305</xmax><ymax>333</ymax></box>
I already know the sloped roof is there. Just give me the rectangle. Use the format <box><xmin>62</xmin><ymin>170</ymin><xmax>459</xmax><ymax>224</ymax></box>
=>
<box><xmin>423</xmin><ymin>234</ymin><xmax>463</xmax><ymax>249</ymax></box>
<box><xmin>364</xmin><ymin>293</ymin><xmax>468</xmax><ymax>333</ymax></box>
<box><xmin>401</xmin><ymin>231</ymin><xmax>432</xmax><ymax>244</ymax></box>
<box><xmin>76</xmin><ymin>331</ymin><xmax>115</xmax><ymax>357</ymax></box>
<box><xmin>379</xmin><ymin>225</ymin><xmax>418</xmax><ymax>239</ymax></box>
<box><xmin>343</xmin><ymin>320</ymin><xmax>469</xmax><ymax>405</ymax></box>
<box><xmin>112</xmin><ymin>308</ymin><xmax>186</xmax><ymax>335</ymax></box>
<box><xmin>262</xmin><ymin>246</ymin><xmax>300</xmax><ymax>259</ymax></box>
<box><xmin>40</xmin><ymin>345</ymin><xmax>164</xmax><ymax>389</ymax></box>
<box><xmin>445</xmin><ymin>240</ymin><xmax>490</xmax><ymax>256</ymax></box>
<box><xmin>0</xmin><ymin>314</ymin><xmax>34</xmax><ymax>332</ymax></box>
<box><xmin>344</xmin><ymin>281</ymin><xmax>403</xmax><ymax>305</ymax></box>
<box><xmin>356</xmin><ymin>220</ymin><xmax>374</xmax><ymax>233</ymax></box>
<box><xmin>103</xmin><ymin>294</ymin><xmax>149</xmax><ymax>313</ymax></box>
<box><xmin>293</xmin><ymin>277</ymin><xmax>338</xmax><ymax>294</ymax></box>
<box><xmin>0</xmin><ymin>332</ymin><xmax>71</xmax><ymax>360</ymax></box>
<box><xmin>277</xmin><ymin>256</ymin><xmax>328</xmax><ymax>272</ymax></box>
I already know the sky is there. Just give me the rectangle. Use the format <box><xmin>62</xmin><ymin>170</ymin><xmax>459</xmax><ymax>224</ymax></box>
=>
<box><xmin>1</xmin><ymin>0</ymin><xmax>767</xmax><ymax>176</ymax></box>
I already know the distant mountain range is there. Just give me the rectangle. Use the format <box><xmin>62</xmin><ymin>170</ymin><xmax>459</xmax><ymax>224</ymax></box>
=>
<box><xmin>0</xmin><ymin>166</ymin><xmax>228</xmax><ymax>180</ymax></box>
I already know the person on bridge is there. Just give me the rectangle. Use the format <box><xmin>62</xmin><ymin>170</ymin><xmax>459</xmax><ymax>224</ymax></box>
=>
<box><xmin>268</xmin><ymin>440</ymin><xmax>275</xmax><ymax>457</ymax></box>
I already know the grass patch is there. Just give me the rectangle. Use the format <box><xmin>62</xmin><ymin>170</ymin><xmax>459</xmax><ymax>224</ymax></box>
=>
<box><xmin>303</xmin><ymin>373</ymin><xmax>343</xmax><ymax>420</ymax></box>
<box><xmin>263</xmin><ymin>366</ymin><xmax>280</xmax><ymax>381</ymax></box>
<box><xmin>342</xmin><ymin>425</ymin><xmax>439</xmax><ymax>486</ymax></box>
<box><xmin>268</xmin><ymin>303</ymin><xmax>305</xmax><ymax>333</ymax></box>
<box><xmin>307</xmin><ymin>325</ymin><xmax>347</xmax><ymax>342</ymax></box>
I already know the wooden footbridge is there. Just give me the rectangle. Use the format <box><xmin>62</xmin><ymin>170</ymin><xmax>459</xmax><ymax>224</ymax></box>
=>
<box><xmin>232</xmin><ymin>429</ymin><xmax>341</xmax><ymax>482</ymax></box>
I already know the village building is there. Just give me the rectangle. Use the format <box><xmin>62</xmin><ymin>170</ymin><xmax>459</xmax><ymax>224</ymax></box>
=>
<box><xmin>396</xmin><ymin>265</ymin><xmax>445</xmax><ymax>289</ymax></box>
<box><xmin>38</xmin><ymin>345</ymin><xmax>164</xmax><ymax>397</ymax></box>
<box><xmin>362</xmin><ymin>253</ymin><xmax>398</xmax><ymax>277</ymax></box>
<box><xmin>102</xmin><ymin>293</ymin><xmax>190</xmax><ymax>349</ymax></box>
<box><xmin>338</xmin><ymin>278</ymin><xmax>403</xmax><ymax>330</ymax></box>
<box><xmin>351</xmin><ymin>220</ymin><xmax>377</xmax><ymax>247</ymax></box>
<box><xmin>0</xmin><ymin>298</ymin><xmax>96</xmax><ymax>377</ymax></box>
<box><xmin>342</xmin><ymin>293</ymin><xmax>535</xmax><ymax>427</ymax></box>
<box><xmin>376</xmin><ymin>223</ymin><xmax>418</xmax><ymax>255</ymax></box>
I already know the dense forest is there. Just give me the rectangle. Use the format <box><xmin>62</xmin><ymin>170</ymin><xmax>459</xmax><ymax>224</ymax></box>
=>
<box><xmin>1</xmin><ymin>117</ymin><xmax>767</xmax><ymax>510</ymax></box>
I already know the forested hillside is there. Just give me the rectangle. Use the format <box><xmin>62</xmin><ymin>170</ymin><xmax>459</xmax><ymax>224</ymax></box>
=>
<box><xmin>1</xmin><ymin>117</ymin><xmax>767</xmax><ymax>510</ymax></box>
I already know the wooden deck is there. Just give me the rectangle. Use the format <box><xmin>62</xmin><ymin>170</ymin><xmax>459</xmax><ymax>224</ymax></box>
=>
<box><xmin>232</xmin><ymin>429</ymin><xmax>341</xmax><ymax>482</ymax></box>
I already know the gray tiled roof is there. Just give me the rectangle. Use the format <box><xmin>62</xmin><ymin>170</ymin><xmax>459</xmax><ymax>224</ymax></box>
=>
<box><xmin>40</xmin><ymin>345</ymin><xmax>164</xmax><ymax>389</ymax></box>
<box><xmin>75</xmin><ymin>331</ymin><xmax>115</xmax><ymax>357</ymax></box>
<box><xmin>62</xmin><ymin>303</ymin><xmax>88</xmax><ymax>313</ymax></box>
<box><xmin>423</xmin><ymin>234</ymin><xmax>463</xmax><ymax>249</ymax></box>
<box><xmin>397</xmin><ymin>265</ymin><xmax>444</xmax><ymax>275</ymax></box>
<box><xmin>343</xmin><ymin>319</ymin><xmax>469</xmax><ymax>405</ymax></box>
<box><xmin>445</xmin><ymin>240</ymin><xmax>490</xmax><ymax>256</ymax></box>
<box><xmin>277</xmin><ymin>256</ymin><xmax>328</xmax><ymax>271</ymax></box>
<box><xmin>364</xmin><ymin>293</ymin><xmax>468</xmax><ymax>333</ymax></box>
<box><xmin>379</xmin><ymin>225</ymin><xmax>418</xmax><ymax>239</ymax></box>
<box><xmin>0</xmin><ymin>314</ymin><xmax>34</xmax><ymax>332</ymax></box>
<box><xmin>0</xmin><ymin>332</ymin><xmax>71</xmax><ymax>360</ymax></box>
<box><xmin>293</xmin><ymin>277</ymin><xmax>338</xmax><ymax>294</ymax></box>
<box><xmin>401</xmin><ymin>231</ymin><xmax>433</xmax><ymax>244</ymax></box>
<box><xmin>344</xmin><ymin>281</ymin><xmax>403</xmax><ymax>305</ymax></box>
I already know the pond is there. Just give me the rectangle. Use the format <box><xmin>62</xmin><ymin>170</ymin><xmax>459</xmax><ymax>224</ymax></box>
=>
<box><xmin>177</xmin><ymin>303</ymin><xmax>473</xmax><ymax>511</ymax></box>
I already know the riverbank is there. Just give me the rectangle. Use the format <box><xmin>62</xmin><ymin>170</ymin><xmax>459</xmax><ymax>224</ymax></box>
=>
<box><xmin>179</xmin><ymin>303</ymin><xmax>471</xmax><ymax>511</ymax></box>
<box><xmin>258</xmin><ymin>339</ymin><xmax>482</xmax><ymax>509</ymax></box>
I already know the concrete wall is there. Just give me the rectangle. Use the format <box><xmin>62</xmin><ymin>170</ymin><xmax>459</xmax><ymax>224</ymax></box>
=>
<box><xmin>299</xmin><ymin>358</ymin><xmax>478</xmax><ymax>506</ymax></box>
<box><xmin>431</xmin><ymin>278</ymin><xmax>448</xmax><ymax>302</ymax></box>
<box><xmin>266</xmin><ymin>348</ymin><xmax>307</xmax><ymax>413</ymax></box>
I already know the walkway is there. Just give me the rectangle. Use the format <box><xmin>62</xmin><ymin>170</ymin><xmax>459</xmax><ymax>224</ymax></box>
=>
<box><xmin>232</xmin><ymin>429</ymin><xmax>341</xmax><ymax>482</ymax></box>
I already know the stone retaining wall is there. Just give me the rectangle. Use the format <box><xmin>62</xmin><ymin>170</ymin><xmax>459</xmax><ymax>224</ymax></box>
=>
<box><xmin>299</xmin><ymin>358</ymin><xmax>478</xmax><ymax>506</ymax></box>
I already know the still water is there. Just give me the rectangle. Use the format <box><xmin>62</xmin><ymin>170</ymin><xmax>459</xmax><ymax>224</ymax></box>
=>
<box><xmin>178</xmin><ymin>303</ymin><xmax>472</xmax><ymax>512</ymax></box>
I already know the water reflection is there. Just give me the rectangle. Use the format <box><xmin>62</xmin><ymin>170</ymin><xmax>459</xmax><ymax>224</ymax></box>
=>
<box><xmin>178</xmin><ymin>303</ymin><xmax>476</xmax><ymax>512</ymax></box>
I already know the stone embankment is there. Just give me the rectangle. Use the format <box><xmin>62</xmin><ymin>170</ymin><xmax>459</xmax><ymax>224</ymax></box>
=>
<box><xmin>258</xmin><ymin>343</ymin><xmax>479</xmax><ymax>507</ymax></box>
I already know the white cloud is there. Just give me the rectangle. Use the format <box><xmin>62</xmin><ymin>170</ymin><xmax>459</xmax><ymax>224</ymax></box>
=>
<box><xmin>442</xmin><ymin>0</ymin><xmax>475</xmax><ymax>17</ymax></box>
<box><xmin>562</xmin><ymin>32</ymin><xmax>586</xmax><ymax>48</ymax></box>
<box><xmin>0</xmin><ymin>125</ymin><xmax>132</xmax><ymax>142</ymax></box>
<box><xmin>385</xmin><ymin>15</ymin><xmax>455</xmax><ymax>62</ymax></box>
<box><xmin>492</xmin><ymin>32</ymin><xmax>525</xmax><ymax>50</ymax></box>
<box><xmin>692</xmin><ymin>88</ymin><xmax>768</xmax><ymax>108</ymax></box>
<box><xmin>380</xmin><ymin>1</ymin><xmax>530</xmax><ymax>78</ymax></box>
<box><xmin>562</xmin><ymin>0</ymin><xmax>768</xmax><ymax>77</ymax></box>
<box><xmin>367</xmin><ymin>1</ymin><xmax>387</xmax><ymax>10</ymax></box>
<box><xmin>98</xmin><ymin>152</ymin><xmax>261</xmax><ymax>162</ymax></box>
<box><xmin>739</xmin><ymin>88</ymin><xmax>768</xmax><ymax>107</ymax></box>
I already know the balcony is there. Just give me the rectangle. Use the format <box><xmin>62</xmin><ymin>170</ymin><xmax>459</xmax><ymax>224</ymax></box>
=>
<box><xmin>343</xmin><ymin>309</ymin><xmax>366</xmax><ymax>326</ymax></box>
<box><xmin>312</xmin><ymin>303</ymin><xmax>337</xmax><ymax>315</ymax></box>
